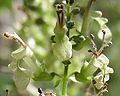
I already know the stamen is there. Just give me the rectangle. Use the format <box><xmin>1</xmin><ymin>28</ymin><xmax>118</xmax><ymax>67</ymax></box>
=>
<box><xmin>102</xmin><ymin>30</ymin><xmax>106</xmax><ymax>42</ymax></box>
<box><xmin>6</xmin><ymin>89</ymin><xmax>8</xmax><ymax>96</ymax></box>
<box><xmin>89</xmin><ymin>33</ymin><xmax>97</xmax><ymax>52</ymax></box>
<box><xmin>88</xmin><ymin>49</ymin><xmax>98</xmax><ymax>57</ymax></box>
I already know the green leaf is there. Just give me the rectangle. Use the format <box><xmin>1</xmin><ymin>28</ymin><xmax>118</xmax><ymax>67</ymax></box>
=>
<box><xmin>33</xmin><ymin>71</ymin><xmax>55</xmax><ymax>81</ymax></box>
<box><xmin>72</xmin><ymin>35</ymin><xmax>86</xmax><ymax>50</ymax></box>
<box><xmin>14</xmin><ymin>68</ymin><xmax>30</xmax><ymax>89</ymax></box>
<box><xmin>54</xmin><ymin>80</ymin><xmax>61</xmax><ymax>88</ymax></box>
<box><xmin>75</xmin><ymin>56</ymin><xmax>97</xmax><ymax>83</ymax></box>
<box><xmin>66</xmin><ymin>21</ymin><xmax>74</xmax><ymax>29</ymax></box>
<box><xmin>71</xmin><ymin>7</ymin><xmax>80</xmax><ymax>15</ymax></box>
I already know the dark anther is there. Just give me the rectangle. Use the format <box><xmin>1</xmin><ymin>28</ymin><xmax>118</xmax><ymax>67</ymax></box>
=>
<box><xmin>59</xmin><ymin>9</ymin><xmax>63</xmax><ymax>14</ymax></box>
<box><xmin>6</xmin><ymin>89</ymin><xmax>8</xmax><ymax>96</ymax></box>
<box><xmin>56</xmin><ymin>4</ymin><xmax>63</xmax><ymax>10</ymax></box>
<box><xmin>102</xmin><ymin>30</ymin><xmax>106</xmax><ymax>41</ymax></box>
<box><xmin>3</xmin><ymin>33</ymin><xmax>9</xmax><ymax>38</ymax></box>
<box><xmin>56</xmin><ymin>4</ymin><xmax>61</xmax><ymax>9</ymax></box>
<box><xmin>103</xmin><ymin>84</ymin><xmax>107</xmax><ymax>90</ymax></box>
<box><xmin>102</xmin><ymin>30</ymin><xmax>106</xmax><ymax>35</ymax></box>
<box><xmin>92</xmin><ymin>80</ymin><xmax>96</xmax><ymax>84</ymax></box>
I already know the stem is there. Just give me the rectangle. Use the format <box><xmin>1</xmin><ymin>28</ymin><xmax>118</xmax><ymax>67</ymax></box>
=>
<box><xmin>66</xmin><ymin>0</ymin><xmax>71</xmax><ymax>37</ymax></box>
<box><xmin>81</xmin><ymin>0</ymin><xmax>94</xmax><ymax>36</ymax></box>
<box><xmin>62</xmin><ymin>64</ymin><xmax>69</xmax><ymax>96</ymax></box>
<box><xmin>67</xmin><ymin>0</ymin><xmax>71</xmax><ymax>21</ymax></box>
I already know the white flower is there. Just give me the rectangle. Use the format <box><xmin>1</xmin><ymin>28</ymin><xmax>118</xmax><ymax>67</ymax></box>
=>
<box><xmin>94</xmin><ymin>54</ymin><xmax>109</xmax><ymax>68</ymax></box>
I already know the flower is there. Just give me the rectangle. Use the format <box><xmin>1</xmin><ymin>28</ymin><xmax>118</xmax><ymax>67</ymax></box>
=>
<box><xmin>93</xmin><ymin>54</ymin><xmax>114</xmax><ymax>89</ymax></box>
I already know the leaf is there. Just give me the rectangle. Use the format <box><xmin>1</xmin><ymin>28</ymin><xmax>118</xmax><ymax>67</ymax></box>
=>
<box><xmin>75</xmin><ymin>56</ymin><xmax>97</xmax><ymax>83</ymax></box>
<box><xmin>71</xmin><ymin>35</ymin><xmax>86</xmax><ymax>51</ymax></box>
<box><xmin>14</xmin><ymin>68</ymin><xmax>30</xmax><ymax>89</ymax></box>
<box><xmin>54</xmin><ymin>80</ymin><xmax>61</xmax><ymax>88</ymax></box>
<box><xmin>33</xmin><ymin>71</ymin><xmax>55</xmax><ymax>81</ymax></box>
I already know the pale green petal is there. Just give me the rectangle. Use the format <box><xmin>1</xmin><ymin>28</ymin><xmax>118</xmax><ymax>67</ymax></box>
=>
<box><xmin>26</xmin><ymin>47</ymin><xmax>33</xmax><ymax>57</ymax></box>
<box><xmin>14</xmin><ymin>68</ymin><xmax>30</xmax><ymax>89</ymax></box>
<box><xmin>8</xmin><ymin>58</ymin><xmax>18</xmax><ymax>71</ymax></box>
<box><xmin>23</xmin><ymin>57</ymin><xmax>37</xmax><ymax>73</ymax></box>
<box><xmin>104</xmin><ymin>74</ymin><xmax>109</xmax><ymax>82</ymax></box>
<box><xmin>94</xmin><ymin>73</ymin><xmax>104</xmax><ymax>89</ymax></box>
<box><xmin>11</xmin><ymin>47</ymin><xmax>26</xmax><ymax>60</ymax></box>
<box><xmin>93</xmin><ymin>17</ymin><xmax>108</xmax><ymax>28</ymax></box>
<box><xmin>91</xmin><ymin>11</ymin><xmax>102</xmax><ymax>17</ymax></box>
<box><xmin>53</xmin><ymin>38</ymin><xmax>72</xmax><ymax>61</ymax></box>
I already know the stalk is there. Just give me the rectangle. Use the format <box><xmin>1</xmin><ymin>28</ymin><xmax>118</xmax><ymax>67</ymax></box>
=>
<box><xmin>62</xmin><ymin>64</ymin><xmax>69</xmax><ymax>96</ymax></box>
<box><xmin>81</xmin><ymin>0</ymin><xmax>95</xmax><ymax>36</ymax></box>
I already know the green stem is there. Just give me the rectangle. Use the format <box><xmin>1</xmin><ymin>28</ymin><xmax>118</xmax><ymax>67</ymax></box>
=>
<box><xmin>67</xmin><ymin>0</ymin><xmax>71</xmax><ymax>21</ymax></box>
<box><xmin>66</xmin><ymin>0</ymin><xmax>71</xmax><ymax>37</ymax></box>
<box><xmin>62</xmin><ymin>64</ymin><xmax>69</xmax><ymax>96</ymax></box>
<box><xmin>81</xmin><ymin>0</ymin><xmax>94</xmax><ymax>36</ymax></box>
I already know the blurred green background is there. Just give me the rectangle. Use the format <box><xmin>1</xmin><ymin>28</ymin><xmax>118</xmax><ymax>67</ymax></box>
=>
<box><xmin>0</xmin><ymin>0</ymin><xmax>120</xmax><ymax>96</ymax></box>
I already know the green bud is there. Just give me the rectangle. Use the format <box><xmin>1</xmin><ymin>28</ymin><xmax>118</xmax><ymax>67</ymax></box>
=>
<box><xmin>71</xmin><ymin>7</ymin><xmax>80</xmax><ymax>15</ymax></box>
<box><xmin>66</xmin><ymin>21</ymin><xmax>74</xmax><ymax>29</ymax></box>
<box><xmin>71</xmin><ymin>35</ymin><xmax>86</xmax><ymax>50</ymax></box>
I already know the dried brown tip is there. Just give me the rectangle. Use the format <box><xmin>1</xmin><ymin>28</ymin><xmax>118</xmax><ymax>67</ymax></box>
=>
<box><xmin>3</xmin><ymin>32</ymin><xmax>11</xmax><ymax>39</ymax></box>
<box><xmin>3</xmin><ymin>32</ymin><xmax>27</xmax><ymax>48</ymax></box>
<box><xmin>56</xmin><ymin>4</ymin><xmax>64</xmax><ymax>27</ymax></box>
